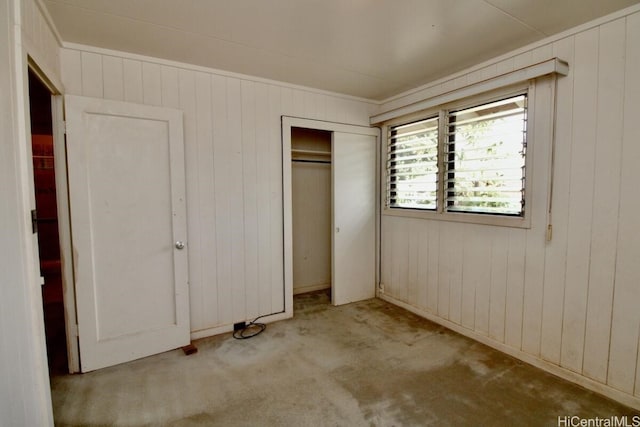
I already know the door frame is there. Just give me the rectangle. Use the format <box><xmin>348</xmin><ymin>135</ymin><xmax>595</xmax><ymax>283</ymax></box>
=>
<box><xmin>281</xmin><ymin>116</ymin><xmax>381</xmax><ymax>312</ymax></box>
<box><xmin>27</xmin><ymin>61</ymin><xmax>80</xmax><ymax>373</ymax></box>
<box><xmin>52</xmin><ymin>94</ymin><xmax>80</xmax><ymax>373</ymax></box>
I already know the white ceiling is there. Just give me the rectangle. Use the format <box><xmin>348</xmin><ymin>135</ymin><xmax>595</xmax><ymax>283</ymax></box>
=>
<box><xmin>44</xmin><ymin>0</ymin><xmax>640</xmax><ymax>100</ymax></box>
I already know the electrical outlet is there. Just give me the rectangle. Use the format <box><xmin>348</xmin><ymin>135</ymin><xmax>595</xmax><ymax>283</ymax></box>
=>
<box><xmin>233</xmin><ymin>322</ymin><xmax>246</xmax><ymax>331</ymax></box>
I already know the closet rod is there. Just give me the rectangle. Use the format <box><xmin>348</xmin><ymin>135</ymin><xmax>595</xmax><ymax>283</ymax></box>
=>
<box><xmin>292</xmin><ymin>159</ymin><xmax>331</xmax><ymax>164</ymax></box>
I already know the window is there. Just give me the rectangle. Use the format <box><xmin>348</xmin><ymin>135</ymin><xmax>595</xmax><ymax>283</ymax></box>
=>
<box><xmin>387</xmin><ymin>116</ymin><xmax>439</xmax><ymax>210</ymax></box>
<box><xmin>386</xmin><ymin>91</ymin><xmax>529</xmax><ymax>222</ymax></box>
<box><xmin>446</xmin><ymin>95</ymin><xmax>527</xmax><ymax>216</ymax></box>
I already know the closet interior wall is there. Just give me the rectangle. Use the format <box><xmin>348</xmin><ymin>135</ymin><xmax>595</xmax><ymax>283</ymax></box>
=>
<box><xmin>291</xmin><ymin>127</ymin><xmax>332</xmax><ymax>296</ymax></box>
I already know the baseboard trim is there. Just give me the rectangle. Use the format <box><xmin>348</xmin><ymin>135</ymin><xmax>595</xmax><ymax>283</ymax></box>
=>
<box><xmin>293</xmin><ymin>283</ymin><xmax>331</xmax><ymax>295</ymax></box>
<box><xmin>378</xmin><ymin>292</ymin><xmax>640</xmax><ymax>411</ymax></box>
<box><xmin>190</xmin><ymin>311</ymin><xmax>292</xmax><ymax>340</ymax></box>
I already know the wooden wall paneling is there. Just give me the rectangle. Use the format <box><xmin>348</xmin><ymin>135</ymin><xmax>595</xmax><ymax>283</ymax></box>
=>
<box><xmin>391</xmin><ymin>220</ymin><xmax>409</xmax><ymax>303</ymax></box>
<box><xmin>460</xmin><ymin>225</ymin><xmax>478</xmax><ymax>329</ymax></box>
<box><xmin>402</xmin><ymin>220</ymin><xmax>412</xmax><ymax>304</ymax></box>
<box><xmin>2</xmin><ymin>2</ymin><xmax>54</xmax><ymax>422</ymax></box>
<box><xmin>303</xmin><ymin>91</ymin><xmax>316</xmax><ymax>119</ymax></box>
<box><xmin>436</xmin><ymin>222</ymin><xmax>451</xmax><ymax>320</ymax></box>
<box><xmin>337</xmin><ymin>99</ymin><xmax>354</xmax><ymax>124</ymax></box>
<box><xmin>279</xmin><ymin>86</ymin><xmax>292</xmax><ymax>117</ymax></box>
<box><xmin>323</xmin><ymin>95</ymin><xmax>336</xmax><ymax>122</ymax></box>
<box><xmin>194</xmin><ymin>71</ymin><xmax>219</xmax><ymax>328</ymax></box>
<box><xmin>142</xmin><ymin>62</ymin><xmax>162</xmax><ymax>106</ymax></box>
<box><xmin>426</xmin><ymin>221</ymin><xmax>439</xmax><ymax>313</ymax></box>
<box><xmin>560</xmin><ymin>27</ymin><xmax>599</xmax><ymax>373</ymax></box>
<box><xmin>22</xmin><ymin>0</ymin><xmax>61</xmax><ymax>85</ymax></box>
<box><xmin>315</xmin><ymin>94</ymin><xmax>327</xmax><ymax>121</ymax></box>
<box><xmin>80</xmin><ymin>52</ymin><xmax>103</xmax><ymax>98</ymax></box>
<box><xmin>21</xmin><ymin>0</ymin><xmax>35</xmax><ymax>43</ymax></box>
<box><xmin>211</xmin><ymin>74</ymin><xmax>233</xmax><ymax>325</ymax></box>
<box><xmin>386</xmin><ymin>221</ymin><xmax>399</xmax><ymax>299</ymax></box>
<box><xmin>380</xmin><ymin>217</ymin><xmax>392</xmax><ymax>293</ymax></box>
<box><xmin>241</xmin><ymin>80</ymin><xmax>260</xmax><ymax>319</ymax></box>
<box><xmin>254</xmin><ymin>83</ymin><xmax>273</xmax><ymax>315</ymax></box>
<box><xmin>504</xmin><ymin>228</ymin><xmax>526</xmax><ymax>349</ymax></box>
<box><xmin>291</xmin><ymin>161</ymin><xmax>331</xmax><ymax>294</ymax></box>
<box><xmin>392</xmin><ymin>221</ymin><xmax>404</xmax><ymax>301</ymax></box>
<box><xmin>489</xmin><ymin>227</ymin><xmax>509</xmax><ymax>342</ymax></box>
<box><xmin>521</xmin><ymin>76</ymin><xmax>553</xmax><ymax>357</ymax></box>
<box><xmin>406</xmin><ymin>219</ymin><xmax>420</xmax><ymax>305</ymax></box>
<box><xmin>177</xmin><ymin>69</ymin><xmax>206</xmax><ymax>330</ymax></box>
<box><xmin>460</xmin><ymin>225</ymin><xmax>475</xmax><ymax>328</ymax></box>
<box><xmin>28</xmin><ymin>3</ymin><xmax>40</xmax><ymax>64</ymax></box>
<box><xmin>60</xmin><ymin>49</ymin><xmax>82</xmax><ymax>95</ymax></box>
<box><xmin>292</xmin><ymin>89</ymin><xmax>305</xmax><ymax>117</ymax></box>
<box><xmin>608</xmin><ymin>12</ymin><xmax>640</xmax><ymax>395</ymax></box>
<box><xmin>324</xmin><ymin>94</ymin><xmax>339</xmax><ymax>123</ymax></box>
<box><xmin>472</xmin><ymin>227</ymin><xmax>492</xmax><ymax>336</ymax></box>
<box><xmin>123</xmin><ymin>59</ymin><xmax>143</xmax><ymax>104</ymax></box>
<box><xmin>227</xmin><ymin>78</ymin><xmax>246</xmax><ymax>321</ymax></box>
<box><xmin>349</xmin><ymin>99</ymin><xmax>371</xmax><ymax>125</ymax></box>
<box><xmin>268</xmin><ymin>84</ymin><xmax>284</xmax><ymax>313</ymax></box>
<box><xmin>582</xmin><ymin>19</ymin><xmax>626</xmax><ymax>383</ymax></box>
<box><xmin>332</xmin><ymin>98</ymin><xmax>347</xmax><ymax>124</ymax></box>
<box><xmin>415</xmin><ymin>222</ymin><xmax>428</xmax><ymax>310</ymax></box>
<box><xmin>446</xmin><ymin>224</ymin><xmax>464</xmax><ymax>324</ymax></box>
<box><xmin>102</xmin><ymin>56</ymin><xmax>124</xmax><ymax>101</ymax></box>
<box><xmin>540</xmin><ymin>35</ymin><xmax>575</xmax><ymax>365</ymax></box>
<box><xmin>160</xmin><ymin>66</ymin><xmax>180</xmax><ymax>109</ymax></box>
<box><xmin>59</xmin><ymin>45</ymin><xmax>376</xmax><ymax>333</ymax></box>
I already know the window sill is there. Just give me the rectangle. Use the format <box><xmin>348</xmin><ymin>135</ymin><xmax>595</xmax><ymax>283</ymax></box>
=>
<box><xmin>382</xmin><ymin>207</ymin><xmax>531</xmax><ymax>229</ymax></box>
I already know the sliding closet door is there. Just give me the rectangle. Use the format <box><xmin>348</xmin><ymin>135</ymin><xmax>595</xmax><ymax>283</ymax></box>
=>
<box><xmin>332</xmin><ymin>132</ymin><xmax>377</xmax><ymax>305</ymax></box>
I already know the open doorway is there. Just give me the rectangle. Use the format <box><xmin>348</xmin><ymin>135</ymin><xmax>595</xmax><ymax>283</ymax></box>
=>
<box><xmin>28</xmin><ymin>68</ymin><xmax>68</xmax><ymax>375</ymax></box>
<box><xmin>291</xmin><ymin>127</ymin><xmax>332</xmax><ymax>300</ymax></box>
<box><xmin>283</xmin><ymin>117</ymin><xmax>379</xmax><ymax>314</ymax></box>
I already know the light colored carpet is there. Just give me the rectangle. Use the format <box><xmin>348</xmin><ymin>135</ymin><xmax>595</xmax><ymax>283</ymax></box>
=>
<box><xmin>51</xmin><ymin>291</ymin><xmax>639</xmax><ymax>426</ymax></box>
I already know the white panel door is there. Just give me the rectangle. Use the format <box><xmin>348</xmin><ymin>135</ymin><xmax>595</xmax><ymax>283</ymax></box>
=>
<box><xmin>65</xmin><ymin>95</ymin><xmax>189</xmax><ymax>372</ymax></box>
<box><xmin>332</xmin><ymin>132</ymin><xmax>377</xmax><ymax>305</ymax></box>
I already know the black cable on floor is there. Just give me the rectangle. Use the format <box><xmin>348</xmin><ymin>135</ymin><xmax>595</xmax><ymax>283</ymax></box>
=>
<box><xmin>232</xmin><ymin>316</ymin><xmax>267</xmax><ymax>340</ymax></box>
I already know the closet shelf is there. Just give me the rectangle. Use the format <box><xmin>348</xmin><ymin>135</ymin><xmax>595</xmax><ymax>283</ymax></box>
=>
<box><xmin>291</xmin><ymin>148</ymin><xmax>331</xmax><ymax>156</ymax></box>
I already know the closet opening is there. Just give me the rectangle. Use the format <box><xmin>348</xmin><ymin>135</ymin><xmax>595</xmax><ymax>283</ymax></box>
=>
<box><xmin>28</xmin><ymin>68</ymin><xmax>68</xmax><ymax>375</ymax></box>
<box><xmin>291</xmin><ymin>127</ymin><xmax>332</xmax><ymax>301</ymax></box>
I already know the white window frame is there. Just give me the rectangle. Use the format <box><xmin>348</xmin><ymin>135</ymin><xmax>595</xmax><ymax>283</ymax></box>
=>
<box><xmin>382</xmin><ymin>82</ymin><xmax>534</xmax><ymax>229</ymax></box>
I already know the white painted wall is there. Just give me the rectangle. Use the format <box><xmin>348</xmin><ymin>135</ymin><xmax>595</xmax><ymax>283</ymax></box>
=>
<box><xmin>378</xmin><ymin>9</ymin><xmax>640</xmax><ymax>409</ymax></box>
<box><xmin>1</xmin><ymin>0</ymin><xmax>62</xmax><ymax>425</ymax></box>
<box><xmin>6</xmin><ymin>1</ymin><xmax>639</xmax><ymax>420</ymax></box>
<box><xmin>59</xmin><ymin>45</ymin><xmax>378</xmax><ymax>337</ymax></box>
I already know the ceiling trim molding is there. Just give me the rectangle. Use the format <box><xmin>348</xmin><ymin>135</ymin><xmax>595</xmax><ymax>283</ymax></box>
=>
<box><xmin>379</xmin><ymin>2</ymin><xmax>640</xmax><ymax>106</ymax></box>
<box><xmin>370</xmin><ymin>58</ymin><xmax>569</xmax><ymax>124</ymax></box>
<box><xmin>61</xmin><ymin>42</ymin><xmax>380</xmax><ymax>105</ymax></box>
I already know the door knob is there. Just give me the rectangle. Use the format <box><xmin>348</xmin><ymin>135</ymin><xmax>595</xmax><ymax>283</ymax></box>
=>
<box><xmin>175</xmin><ymin>241</ymin><xmax>185</xmax><ymax>250</ymax></box>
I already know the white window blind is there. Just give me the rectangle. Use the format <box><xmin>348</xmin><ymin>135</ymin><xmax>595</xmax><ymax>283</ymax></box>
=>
<box><xmin>445</xmin><ymin>94</ymin><xmax>527</xmax><ymax>216</ymax></box>
<box><xmin>387</xmin><ymin>116</ymin><xmax>439</xmax><ymax>209</ymax></box>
